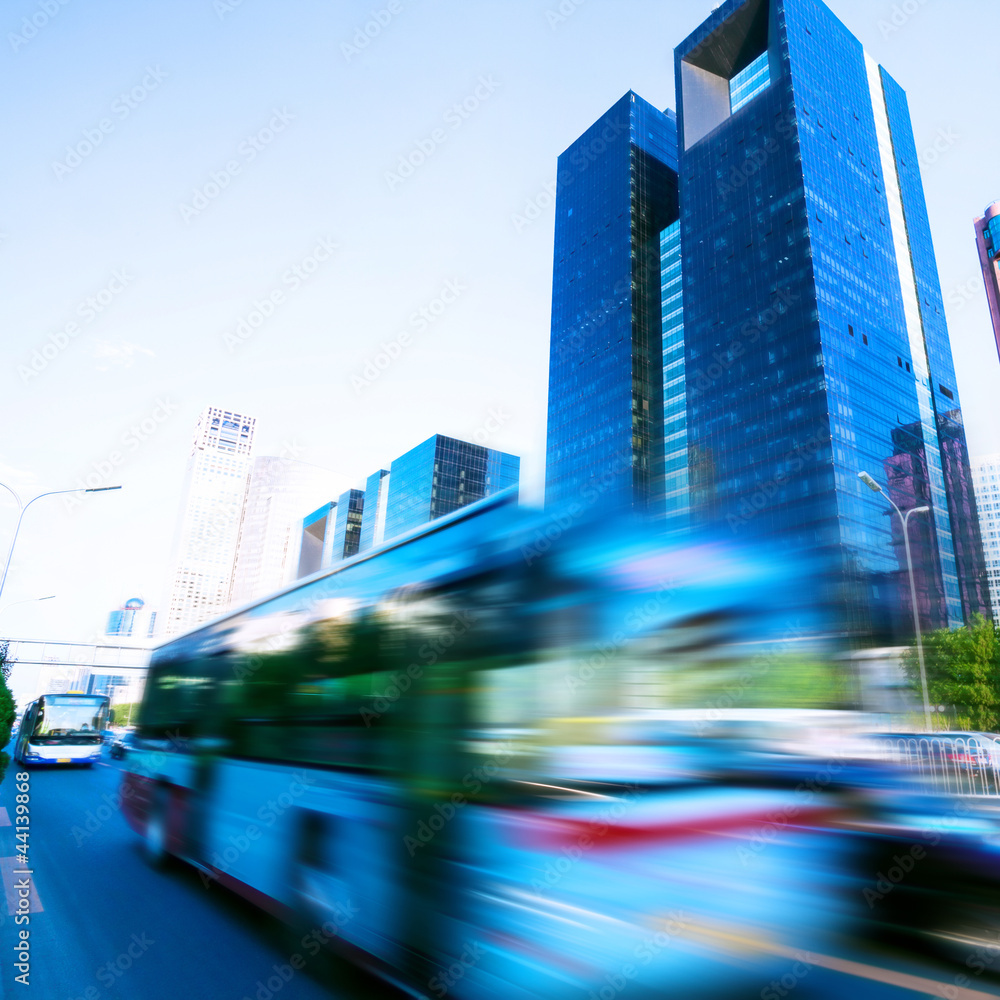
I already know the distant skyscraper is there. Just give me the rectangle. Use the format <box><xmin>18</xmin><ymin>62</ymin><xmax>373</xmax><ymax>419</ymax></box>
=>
<box><xmin>294</xmin><ymin>436</ymin><xmax>520</xmax><ymax>577</ymax></box>
<box><xmin>229</xmin><ymin>456</ymin><xmax>341</xmax><ymax>607</ymax></box>
<box><xmin>972</xmin><ymin>454</ymin><xmax>1000</xmax><ymax>624</ymax></box>
<box><xmin>358</xmin><ymin>469</ymin><xmax>390</xmax><ymax>553</ymax></box>
<box><xmin>545</xmin><ymin>92</ymin><xmax>679</xmax><ymax>513</ymax></box>
<box><xmin>673</xmin><ymin>0</ymin><xmax>987</xmax><ymax>634</ymax></box>
<box><xmin>385</xmin><ymin>434</ymin><xmax>519</xmax><ymax>540</ymax></box>
<box><xmin>298</xmin><ymin>502</ymin><xmax>335</xmax><ymax>578</ymax></box>
<box><xmin>164</xmin><ymin>406</ymin><xmax>256</xmax><ymax>635</ymax></box>
<box><xmin>325</xmin><ymin>488</ymin><xmax>365</xmax><ymax>563</ymax></box>
<box><xmin>974</xmin><ymin>204</ymin><xmax>1000</xmax><ymax>363</ymax></box>
<box><xmin>105</xmin><ymin>597</ymin><xmax>157</xmax><ymax>640</ymax></box>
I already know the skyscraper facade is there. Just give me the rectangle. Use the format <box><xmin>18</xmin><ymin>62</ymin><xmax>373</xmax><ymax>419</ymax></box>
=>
<box><xmin>974</xmin><ymin>203</ymin><xmax>1000</xmax><ymax>364</ymax></box>
<box><xmin>298</xmin><ymin>502</ymin><xmax>335</xmax><ymax>578</ymax></box>
<box><xmin>545</xmin><ymin>92</ymin><xmax>679</xmax><ymax>513</ymax></box>
<box><xmin>660</xmin><ymin>220</ymin><xmax>688</xmax><ymax>529</ymax></box>
<box><xmin>384</xmin><ymin>434</ymin><xmax>520</xmax><ymax>541</ymax></box>
<box><xmin>164</xmin><ymin>407</ymin><xmax>256</xmax><ymax>635</ymax></box>
<box><xmin>971</xmin><ymin>454</ymin><xmax>1000</xmax><ymax>625</ymax></box>
<box><xmin>105</xmin><ymin>597</ymin><xmax>157</xmax><ymax>640</ymax></box>
<box><xmin>358</xmin><ymin>469</ymin><xmax>390</xmax><ymax>553</ymax></box>
<box><xmin>229</xmin><ymin>456</ymin><xmax>341</xmax><ymax>607</ymax></box>
<box><xmin>326</xmin><ymin>488</ymin><xmax>365</xmax><ymax>563</ymax></box>
<box><xmin>673</xmin><ymin>0</ymin><xmax>987</xmax><ymax>634</ymax></box>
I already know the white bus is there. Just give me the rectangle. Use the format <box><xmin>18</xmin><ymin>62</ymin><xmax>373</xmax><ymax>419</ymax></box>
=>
<box><xmin>120</xmin><ymin>492</ymin><xmax>858</xmax><ymax>998</ymax></box>
<box><xmin>13</xmin><ymin>692</ymin><xmax>110</xmax><ymax>766</ymax></box>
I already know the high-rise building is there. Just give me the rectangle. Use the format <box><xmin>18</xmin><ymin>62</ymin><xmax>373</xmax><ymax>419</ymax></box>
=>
<box><xmin>385</xmin><ymin>434</ymin><xmax>520</xmax><ymax>540</ymax></box>
<box><xmin>325</xmin><ymin>488</ymin><xmax>365</xmax><ymax>563</ymax></box>
<box><xmin>972</xmin><ymin>454</ymin><xmax>1000</xmax><ymax>624</ymax></box>
<box><xmin>298</xmin><ymin>502</ymin><xmax>335</xmax><ymax>578</ymax></box>
<box><xmin>294</xmin><ymin>436</ymin><xmax>520</xmax><ymax>577</ymax></box>
<box><xmin>105</xmin><ymin>597</ymin><xmax>157</xmax><ymax>640</ymax></box>
<box><xmin>358</xmin><ymin>469</ymin><xmax>390</xmax><ymax>553</ymax></box>
<box><xmin>660</xmin><ymin>219</ymin><xmax>689</xmax><ymax>529</ymax></box>
<box><xmin>229</xmin><ymin>456</ymin><xmax>341</xmax><ymax>607</ymax></box>
<box><xmin>545</xmin><ymin>92</ymin><xmax>679</xmax><ymax>513</ymax></box>
<box><xmin>163</xmin><ymin>406</ymin><xmax>256</xmax><ymax>635</ymax></box>
<box><xmin>974</xmin><ymin>203</ymin><xmax>1000</xmax><ymax>364</ymax></box>
<box><xmin>672</xmin><ymin>0</ymin><xmax>987</xmax><ymax>634</ymax></box>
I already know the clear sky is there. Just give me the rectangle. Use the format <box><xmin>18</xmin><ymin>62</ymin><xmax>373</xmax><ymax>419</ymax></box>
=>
<box><xmin>2</xmin><ymin>0</ymin><xmax>997</xmax><ymax>644</ymax></box>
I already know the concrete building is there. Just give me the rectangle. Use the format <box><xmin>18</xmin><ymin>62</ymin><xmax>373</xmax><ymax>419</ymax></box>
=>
<box><xmin>230</xmin><ymin>456</ymin><xmax>341</xmax><ymax>607</ymax></box>
<box><xmin>163</xmin><ymin>406</ymin><xmax>256</xmax><ymax>635</ymax></box>
<box><xmin>972</xmin><ymin>454</ymin><xmax>1000</xmax><ymax>624</ymax></box>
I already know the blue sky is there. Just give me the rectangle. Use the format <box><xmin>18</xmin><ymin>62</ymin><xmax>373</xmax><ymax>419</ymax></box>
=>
<box><xmin>2</xmin><ymin>0</ymin><xmax>997</xmax><ymax>643</ymax></box>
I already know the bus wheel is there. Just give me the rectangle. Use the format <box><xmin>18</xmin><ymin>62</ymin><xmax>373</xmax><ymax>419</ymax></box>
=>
<box><xmin>144</xmin><ymin>787</ymin><xmax>171</xmax><ymax>869</ymax></box>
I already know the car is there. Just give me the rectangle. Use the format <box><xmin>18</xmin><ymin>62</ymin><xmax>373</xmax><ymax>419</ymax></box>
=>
<box><xmin>931</xmin><ymin>732</ymin><xmax>1000</xmax><ymax>786</ymax></box>
<box><xmin>865</xmin><ymin>731</ymin><xmax>1000</xmax><ymax>793</ymax></box>
<box><xmin>109</xmin><ymin>729</ymin><xmax>137</xmax><ymax>760</ymax></box>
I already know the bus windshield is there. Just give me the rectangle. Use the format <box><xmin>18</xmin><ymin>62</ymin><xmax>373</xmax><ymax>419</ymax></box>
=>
<box><xmin>32</xmin><ymin>696</ymin><xmax>107</xmax><ymax>743</ymax></box>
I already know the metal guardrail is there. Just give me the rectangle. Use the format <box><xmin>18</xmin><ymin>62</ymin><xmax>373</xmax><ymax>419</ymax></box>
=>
<box><xmin>875</xmin><ymin>735</ymin><xmax>1000</xmax><ymax>796</ymax></box>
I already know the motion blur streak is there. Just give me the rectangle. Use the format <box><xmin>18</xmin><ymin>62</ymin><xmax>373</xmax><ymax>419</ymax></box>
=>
<box><xmin>113</xmin><ymin>490</ymin><xmax>1000</xmax><ymax>997</ymax></box>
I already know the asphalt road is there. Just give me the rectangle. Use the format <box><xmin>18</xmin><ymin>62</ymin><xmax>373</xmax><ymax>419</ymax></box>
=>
<box><xmin>0</xmin><ymin>753</ymin><xmax>345</xmax><ymax>1000</ymax></box>
<box><xmin>2</xmin><ymin>752</ymin><xmax>1000</xmax><ymax>1000</ymax></box>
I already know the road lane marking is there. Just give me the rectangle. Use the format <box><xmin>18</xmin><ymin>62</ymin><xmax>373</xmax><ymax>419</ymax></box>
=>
<box><xmin>661</xmin><ymin>913</ymin><xmax>999</xmax><ymax>999</ymax></box>
<box><xmin>0</xmin><ymin>856</ymin><xmax>43</xmax><ymax>915</ymax></box>
<box><xmin>0</xmin><ymin>807</ymin><xmax>10</xmax><ymax>826</ymax></box>
<box><xmin>770</xmin><ymin>944</ymin><xmax>999</xmax><ymax>999</ymax></box>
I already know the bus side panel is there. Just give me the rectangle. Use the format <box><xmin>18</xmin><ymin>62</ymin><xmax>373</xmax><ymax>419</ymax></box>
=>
<box><xmin>202</xmin><ymin>759</ymin><xmax>405</xmax><ymax>967</ymax></box>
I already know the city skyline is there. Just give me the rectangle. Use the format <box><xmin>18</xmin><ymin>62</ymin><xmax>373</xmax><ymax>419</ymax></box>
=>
<box><xmin>2</xmin><ymin>0</ymin><xmax>998</xmax><ymax>644</ymax></box>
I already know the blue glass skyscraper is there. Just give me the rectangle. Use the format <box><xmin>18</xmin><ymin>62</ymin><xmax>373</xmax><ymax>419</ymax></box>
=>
<box><xmin>358</xmin><ymin>468</ymin><xmax>390</xmax><ymax>553</ymax></box>
<box><xmin>385</xmin><ymin>434</ymin><xmax>519</xmax><ymax>540</ymax></box>
<box><xmin>545</xmin><ymin>92</ymin><xmax>679</xmax><ymax>513</ymax></box>
<box><xmin>675</xmin><ymin>0</ymin><xmax>987</xmax><ymax>632</ymax></box>
<box><xmin>327</xmin><ymin>488</ymin><xmax>365</xmax><ymax>562</ymax></box>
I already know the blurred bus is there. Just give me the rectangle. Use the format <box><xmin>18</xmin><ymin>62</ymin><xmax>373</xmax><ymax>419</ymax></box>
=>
<box><xmin>120</xmin><ymin>490</ymin><xmax>862</xmax><ymax>998</ymax></box>
<box><xmin>13</xmin><ymin>692</ymin><xmax>110</xmax><ymax>766</ymax></box>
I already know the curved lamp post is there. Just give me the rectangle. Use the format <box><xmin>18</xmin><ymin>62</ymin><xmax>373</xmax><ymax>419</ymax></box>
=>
<box><xmin>0</xmin><ymin>594</ymin><xmax>56</xmax><ymax>622</ymax></box>
<box><xmin>858</xmin><ymin>470</ymin><xmax>931</xmax><ymax>730</ymax></box>
<box><xmin>0</xmin><ymin>483</ymin><xmax>121</xmax><ymax>604</ymax></box>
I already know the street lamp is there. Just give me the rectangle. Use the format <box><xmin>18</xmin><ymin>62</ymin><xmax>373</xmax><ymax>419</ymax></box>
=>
<box><xmin>858</xmin><ymin>470</ymin><xmax>932</xmax><ymax>730</ymax></box>
<box><xmin>0</xmin><ymin>595</ymin><xmax>56</xmax><ymax>623</ymax></box>
<box><xmin>0</xmin><ymin>484</ymin><xmax>122</xmax><ymax>604</ymax></box>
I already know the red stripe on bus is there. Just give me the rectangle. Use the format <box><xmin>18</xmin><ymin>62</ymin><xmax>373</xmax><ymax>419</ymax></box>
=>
<box><xmin>518</xmin><ymin>806</ymin><xmax>843</xmax><ymax>852</ymax></box>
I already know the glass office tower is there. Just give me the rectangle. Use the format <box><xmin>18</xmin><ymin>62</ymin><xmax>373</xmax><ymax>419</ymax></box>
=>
<box><xmin>661</xmin><ymin>220</ymin><xmax>689</xmax><ymax>528</ymax></box>
<box><xmin>384</xmin><ymin>434</ymin><xmax>520</xmax><ymax>540</ymax></box>
<box><xmin>358</xmin><ymin>469</ymin><xmax>391</xmax><ymax>553</ymax></box>
<box><xmin>675</xmin><ymin>0</ymin><xmax>987</xmax><ymax>634</ymax></box>
<box><xmin>298</xmin><ymin>502</ymin><xmax>334</xmax><ymax>578</ymax></box>
<box><xmin>327</xmin><ymin>488</ymin><xmax>365</xmax><ymax>563</ymax></box>
<box><xmin>974</xmin><ymin>204</ymin><xmax>1000</xmax><ymax>364</ymax></box>
<box><xmin>545</xmin><ymin>92</ymin><xmax>679</xmax><ymax>513</ymax></box>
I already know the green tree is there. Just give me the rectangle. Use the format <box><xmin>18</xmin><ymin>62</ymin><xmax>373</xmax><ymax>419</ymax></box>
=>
<box><xmin>110</xmin><ymin>701</ymin><xmax>140</xmax><ymax>727</ymax></box>
<box><xmin>902</xmin><ymin>614</ymin><xmax>1000</xmax><ymax>731</ymax></box>
<box><xmin>0</xmin><ymin>641</ymin><xmax>15</xmax><ymax>746</ymax></box>
<box><xmin>0</xmin><ymin>641</ymin><xmax>16</xmax><ymax>781</ymax></box>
